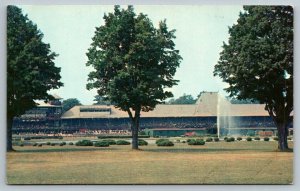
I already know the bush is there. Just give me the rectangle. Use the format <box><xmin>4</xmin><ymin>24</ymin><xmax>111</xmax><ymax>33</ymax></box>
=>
<box><xmin>75</xmin><ymin>140</ymin><xmax>93</xmax><ymax>146</ymax></box>
<box><xmin>33</xmin><ymin>143</ymin><xmax>38</xmax><ymax>146</ymax></box>
<box><xmin>229</xmin><ymin>137</ymin><xmax>235</xmax><ymax>142</ymax></box>
<box><xmin>246</xmin><ymin>137</ymin><xmax>252</xmax><ymax>141</ymax></box>
<box><xmin>156</xmin><ymin>139</ymin><xmax>169</xmax><ymax>144</ymax></box>
<box><xmin>237</xmin><ymin>137</ymin><xmax>242</xmax><ymax>141</ymax></box>
<box><xmin>188</xmin><ymin>139</ymin><xmax>205</xmax><ymax>145</ymax></box>
<box><xmin>97</xmin><ymin>135</ymin><xmax>150</xmax><ymax>139</ymax></box>
<box><xmin>59</xmin><ymin>142</ymin><xmax>64</xmax><ymax>146</ymax></box>
<box><xmin>101</xmin><ymin>139</ymin><xmax>116</xmax><ymax>145</ymax></box>
<box><xmin>46</xmin><ymin>142</ymin><xmax>51</xmax><ymax>145</ymax></box>
<box><xmin>176</xmin><ymin>139</ymin><xmax>181</xmax><ymax>143</ymax></box>
<box><xmin>51</xmin><ymin>143</ymin><xmax>56</xmax><ymax>146</ymax></box>
<box><xmin>24</xmin><ymin>137</ymin><xmax>31</xmax><ymax>140</ymax></box>
<box><xmin>224</xmin><ymin>137</ymin><xmax>228</xmax><ymax>141</ymax></box>
<box><xmin>273</xmin><ymin>137</ymin><xmax>279</xmax><ymax>141</ymax></box>
<box><xmin>182</xmin><ymin>140</ymin><xmax>186</xmax><ymax>143</ymax></box>
<box><xmin>38</xmin><ymin>143</ymin><xmax>43</xmax><ymax>147</ymax></box>
<box><xmin>62</xmin><ymin>142</ymin><xmax>67</xmax><ymax>145</ymax></box>
<box><xmin>69</xmin><ymin>142</ymin><xmax>74</xmax><ymax>145</ymax></box>
<box><xmin>214</xmin><ymin>137</ymin><xmax>219</xmax><ymax>142</ymax></box>
<box><xmin>94</xmin><ymin>141</ymin><xmax>110</xmax><ymax>147</ymax></box>
<box><xmin>264</xmin><ymin>137</ymin><xmax>270</xmax><ymax>141</ymax></box>
<box><xmin>206</xmin><ymin>137</ymin><xmax>213</xmax><ymax>142</ymax></box>
<box><xmin>254</xmin><ymin>137</ymin><xmax>260</xmax><ymax>141</ymax></box>
<box><xmin>116</xmin><ymin>140</ymin><xmax>131</xmax><ymax>145</ymax></box>
<box><xmin>138</xmin><ymin>139</ymin><xmax>148</xmax><ymax>146</ymax></box>
<box><xmin>19</xmin><ymin>143</ymin><xmax>24</xmax><ymax>147</ymax></box>
<box><xmin>156</xmin><ymin>139</ymin><xmax>174</xmax><ymax>146</ymax></box>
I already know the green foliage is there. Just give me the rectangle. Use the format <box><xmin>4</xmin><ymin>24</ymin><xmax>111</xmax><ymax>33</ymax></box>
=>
<box><xmin>75</xmin><ymin>140</ymin><xmax>93</xmax><ymax>146</ymax></box>
<box><xmin>156</xmin><ymin>139</ymin><xmax>169</xmax><ymax>144</ymax></box>
<box><xmin>273</xmin><ymin>137</ymin><xmax>279</xmax><ymax>141</ymax></box>
<box><xmin>19</xmin><ymin>143</ymin><xmax>24</xmax><ymax>147</ymax></box>
<box><xmin>168</xmin><ymin>94</ymin><xmax>196</xmax><ymax>104</ymax></box>
<box><xmin>237</xmin><ymin>137</ymin><xmax>243</xmax><ymax>141</ymax></box>
<box><xmin>246</xmin><ymin>137</ymin><xmax>252</xmax><ymax>142</ymax></box>
<box><xmin>206</xmin><ymin>137</ymin><xmax>213</xmax><ymax>142</ymax></box>
<box><xmin>93</xmin><ymin>95</ymin><xmax>112</xmax><ymax>105</ymax></box>
<box><xmin>32</xmin><ymin>143</ymin><xmax>38</xmax><ymax>146</ymax></box>
<box><xmin>264</xmin><ymin>137</ymin><xmax>270</xmax><ymax>141</ymax></box>
<box><xmin>38</xmin><ymin>143</ymin><xmax>43</xmax><ymax>147</ymax></box>
<box><xmin>86</xmin><ymin>5</ymin><xmax>182</xmax><ymax>149</ymax></box>
<box><xmin>51</xmin><ymin>143</ymin><xmax>56</xmax><ymax>146</ymax></box>
<box><xmin>69</xmin><ymin>142</ymin><xmax>74</xmax><ymax>145</ymax></box>
<box><xmin>156</xmin><ymin>139</ymin><xmax>174</xmax><ymax>146</ymax></box>
<box><xmin>138</xmin><ymin>139</ymin><xmax>148</xmax><ymax>146</ymax></box>
<box><xmin>188</xmin><ymin>139</ymin><xmax>205</xmax><ymax>145</ymax></box>
<box><xmin>97</xmin><ymin>135</ymin><xmax>150</xmax><ymax>139</ymax></box>
<box><xmin>101</xmin><ymin>139</ymin><xmax>116</xmax><ymax>145</ymax></box>
<box><xmin>116</xmin><ymin>140</ymin><xmax>131</xmax><ymax>145</ymax></box>
<box><xmin>7</xmin><ymin>6</ymin><xmax>63</xmax><ymax>151</ymax></box>
<box><xmin>182</xmin><ymin>140</ymin><xmax>186</xmax><ymax>143</ymax></box>
<box><xmin>229</xmin><ymin>137</ymin><xmax>235</xmax><ymax>142</ymax></box>
<box><xmin>254</xmin><ymin>137</ymin><xmax>261</xmax><ymax>141</ymax></box>
<box><xmin>46</xmin><ymin>142</ymin><xmax>51</xmax><ymax>145</ymax></box>
<box><xmin>213</xmin><ymin>6</ymin><xmax>293</xmax><ymax>150</ymax></box>
<box><xmin>24</xmin><ymin>137</ymin><xmax>31</xmax><ymax>140</ymax></box>
<box><xmin>62</xmin><ymin>98</ymin><xmax>82</xmax><ymax>113</ymax></box>
<box><xmin>59</xmin><ymin>143</ymin><xmax>64</xmax><ymax>146</ymax></box>
<box><xmin>94</xmin><ymin>141</ymin><xmax>110</xmax><ymax>147</ymax></box>
<box><xmin>62</xmin><ymin>142</ymin><xmax>67</xmax><ymax>145</ymax></box>
<box><xmin>213</xmin><ymin>137</ymin><xmax>220</xmax><ymax>142</ymax></box>
<box><xmin>224</xmin><ymin>137</ymin><xmax>228</xmax><ymax>141</ymax></box>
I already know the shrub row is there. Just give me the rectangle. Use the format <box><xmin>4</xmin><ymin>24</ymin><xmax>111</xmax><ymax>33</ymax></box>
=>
<box><xmin>97</xmin><ymin>135</ymin><xmax>150</xmax><ymax>139</ymax></box>
<box><xmin>23</xmin><ymin>136</ymin><xmax>63</xmax><ymax>140</ymax></box>
<box><xmin>75</xmin><ymin>140</ymin><xmax>93</xmax><ymax>146</ymax></box>
<box><xmin>187</xmin><ymin>139</ymin><xmax>205</xmax><ymax>145</ymax></box>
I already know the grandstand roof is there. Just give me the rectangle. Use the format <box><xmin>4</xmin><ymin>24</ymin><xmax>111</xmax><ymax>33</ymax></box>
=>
<box><xmin>61</xmin><ymin>92</ymin><xmax>270</xmax><ymax>119</ymax></box>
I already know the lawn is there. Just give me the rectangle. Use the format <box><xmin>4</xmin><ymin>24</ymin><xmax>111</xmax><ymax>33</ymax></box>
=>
<box><xmin>6</xmin><ymin>140</ymin><xmax>293</xmax><ymax>184</ymax></box>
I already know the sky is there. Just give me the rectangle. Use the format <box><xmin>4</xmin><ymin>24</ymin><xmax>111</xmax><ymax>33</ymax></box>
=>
<box><xmin>20</xmin><ymin>5</ymin><xmax>243</xmax><ymax>105</ymax></box>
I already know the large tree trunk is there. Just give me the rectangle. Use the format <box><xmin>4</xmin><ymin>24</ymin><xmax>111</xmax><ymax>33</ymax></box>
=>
<box><xmin>277</xmin><ymin>122</ymin><xmax>289</xmax><ymax>151</ymax></box>
<box><xmin>131</xmin><ymin>118</ymin><xmax>139</xmax><ymax>150</ymax></box>
<box><xmin>7</xmin><ymin>116</ymin><xmax>14</xmax><ymax>152</ymax></box>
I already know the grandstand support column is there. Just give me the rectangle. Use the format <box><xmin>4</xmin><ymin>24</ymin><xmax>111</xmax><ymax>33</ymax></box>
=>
<box><xmin>7</xmin><ymin>115</ymin><xmax>14</xmax><ymax>152</ymax></box>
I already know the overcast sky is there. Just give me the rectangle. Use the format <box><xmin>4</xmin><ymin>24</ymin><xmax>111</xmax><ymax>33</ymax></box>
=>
<box><xmin>19</xmin><ymin>5</ymin><xmax>243</xmax><ymax>105</ymax></box>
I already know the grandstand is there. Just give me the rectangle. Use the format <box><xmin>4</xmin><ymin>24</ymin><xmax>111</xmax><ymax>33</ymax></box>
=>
<box><xmin>12</xmin><ymin>92</ymin><xmax>293</xmax><ymax>137</ymax></box>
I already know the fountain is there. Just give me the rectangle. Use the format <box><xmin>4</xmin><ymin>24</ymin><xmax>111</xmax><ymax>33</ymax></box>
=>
<box><xmin>216</xmin><ymin>93</ymin><xmax>236</xmax><ymax>138</ymax></box>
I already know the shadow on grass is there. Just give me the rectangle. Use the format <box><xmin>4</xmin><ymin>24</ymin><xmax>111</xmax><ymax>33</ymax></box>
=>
<box><xmin>15</xmin><ymin>147</ymin><xmax>118</xmax><ymax>153</ymax></box>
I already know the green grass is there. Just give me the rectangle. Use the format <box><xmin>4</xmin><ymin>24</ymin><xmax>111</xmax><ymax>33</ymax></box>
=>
<box><xmin>6</xmin><ymin>141</ymin><xmax>293</xmax><ymax>184</ymax></box>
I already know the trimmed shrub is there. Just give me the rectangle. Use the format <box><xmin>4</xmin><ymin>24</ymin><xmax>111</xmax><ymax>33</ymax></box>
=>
<box><xmin>62</xmin><ymin>142</ymin><xmax>67</xmax><ymax>145</ymax></box>
<box><xmin>264</xmin><ymin>137</ymin><xmax>270</xmax><ymax>141</ymax></box>
<box><xmin>38</xmin><ymin>143</ymin><xmax>43</xmax><ymax>147</ymax></box>
<box><xmin>138</xmin><ymin>139</ymin><xmax>148</xmax><ymax>146</ymax></box>
<box><xmin>237</xmin><ymin>137</ymin><xmax>242</xmax><ymax>141</ymax></box>
<box><xmin>229</xmin><ymin>137</ymin><xmax>235</xmax><ymax>142</ymax></box>
<box><xmin>182</xmin><ymin>140</ymin><xmax>186</xmax><ymax>143</ymax></box>
<box><xmin>59</xmin><ymin>142</ymin><xmax>64</xmax><ymax>146</ymax></box>
<box><xmin>156</xmin><ymin>139</ymin><xmax>174</xmax><ymax>146</ymax></box>
<box><xmin>116</xmin><ymin>140</ymin><xmax>131</xmax><ymax>145</ymax></box>
<box><xmin>46</xmin><ymin>142</ymin><xmax>51</xmax><ymax>145</ymax></box>
<box><xmin>97</xmin><ymin>135</ymin><xmax>150</xmax><ymax>139</ymax></box>
<box><xmin>246</xmin><ymin>137</ymin><xmax>252</xmax><ymax>141</ymax></box>
<box><xmin>156</xmin><ymin>139</ymin><xmax>169</xmax><ymax>144</ymax></box>
<box><xmin>69</xmin><ymin>142</ymin><xmax>74</xmax><ymax>145</ymax></box>
<box><xmin>188</xmin><ymin>139</ymin><xmax>205</xmax><ymax>145</ymax></box>
<box><xmin>186</xmin><ymin>139</ymin><xmax>193</xmax><ymax>143</ymax></box>
<box><xmin>75</xmin><ymin>140</ymin><xmax>93</xmax><ymax>146</ymax></box>
<box><xmin>214</xmin><ymin>137</ymin><xmax>219</xmax><ymax>142</ymax></box>
<box><xmin>206</xmin><ymin>137</ymin><xmax>213</xmax><ymax>142</ymax></box>
<box><xmin>273</xmin><ymin>137</ymin><xmax>279</xmax><ymax>141</ymax></box>
<box><xmin>224</xmin><ymin>137</ymin><xmax>228</xmax><ymax>141</ymax></box>
<box><xmin>19</xmin><ymin>143</ymin><xmax>24</xmax><ymax>147</ymax></box>
<box><xmin>51</xmin><ymin>143</ymin><xmax>56</xmax><ymax>146</ymax></box>
<box><xmin>176</xmin><ymin>139</ymin><xmax>181</xmax><ymax>143</ymax></box>
<box><xmin>33</xmin><ymin>143</ymin><xmax>38</xmax><ymax>146</ymax></box>
<box><xmin>24</xmin><ymin>137</ymin><xmax>31</xmax><ymax>140</ymax></box>
<box><xmin>101</xmin><ymin>139</ymin><xmax>116</xmax><ymax>145</ymax></box>
<box><xmin>254</xmin><ymin>137</ymin><xmax>260</xmax><ymax>141</ymax></box>
<box><xmin>94</xmin><ymin>141</ymin><xmax>110</xmax><ymax>147</ymax></box>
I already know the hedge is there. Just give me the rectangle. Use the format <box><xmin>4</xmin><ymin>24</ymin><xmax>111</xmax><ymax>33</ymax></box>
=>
<box><xmin>156</xmin><ymin>139</ymin><xmax>174</xmax><ymax>146</ymax></box>
<box><xmin>206</xmin><ymin>137</ymin><xmax>213</xmax><ymax>142</ymax></box>
<box><xmin>188</xmin><ymin>139</ymin><xmax>205</xmax><ymax>145</ymax></box>
<box><xmin>138</xmin><ymin>139</ymin><xmax>148</xmax><ymax>146</ymax></box>
<box><xmin>98</xmin><ymin>135</ymin><xmax>150</xmax><ymax>139</ymax></box>
<box><xmin>237</xmin><ymin>137</ymin><xmax>242</xmax><ymax>141</ymax></box>
<box><xmin>75</xmin><ymin>140</ymin><xmax>93</xmax><ymax>146</ymax></box>
<box><xmin>214</xmin><ymin>137</ymin><xmax>219</xmax><ymax>142</ymax></box>
<box><xmin>101</xmin><ymin>139</ymin><xmax>116</xmax><ymax>145</ymax></box>
<box><xmin>254</xmin><ymin>137</ymin><xmax>261</xmax><ymax>141</ymax></box>
<box><xmin>116</xmin><ymin>140</ymin><xmax>131</xmax><ymax>145</ymax></box>
<box><xmin>246</xmin><ymin>137</ymin><xmax>252</xmax><ymax>141</ymax></box>
<box><xmin>23</xmin><ymin>136</ymin><xmax>63</xmax><ymax>140</ymax></box>
<box><xmin>94</xmin><ymin>141</ymin><xmax>110</xmax><ymax>147</ymax></box>
<box><xmin>264</xmin><ymin>137</ymin><xmax>270</xmax><ymax>141</ymax></box>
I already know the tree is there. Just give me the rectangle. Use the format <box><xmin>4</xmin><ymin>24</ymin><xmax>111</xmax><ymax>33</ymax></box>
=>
<box><xmin>86</xmin><ymin>6</ymin><xmax>182</xmax><ymax>149</ymax></box>
<box><xmin>214</xmin><ymin>6</ymin><xmax>293</xmax><ymax>151</ymax></box>
<box><xmin>93</xmin><ymin>95</ymin><xmax>111</xmax><ymax>105</ymax></box>
<box><xmin>168</xmin><ymin>94</ymin><xmax>196</xmax><ymax>104</ymax></box>
<box><xmin>62</xmin><ymin>98</ymin><xmax>82</xmax><ymax>113</ymax></box>
<box><xmin>7</xmin><ymin>6</ymin><xmax>63</xmax><ymax>152</ymax></box>
<box><xmin>227</xmin><ymin>97</ymin><xmax>259</xmax><ymax>104</ymax></box>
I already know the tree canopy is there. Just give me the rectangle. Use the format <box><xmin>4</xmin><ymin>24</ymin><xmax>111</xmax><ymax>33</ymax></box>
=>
<box><xmin>86</xmin><ymin>5</ymin><xmax>182</xmax><ymax>149</ymax></box>
<box><xmin>7</xmin><ymin>5</ymin><xmax>63</xmax><ymax>151</ymax></box>
<box><xmin>93</xmin><ymin>95</ymin><xmax>112</xmax><ymax>105</ymax></box>
<box><xmin>214</xmin><ymin>6</ymin><xmax>293</xmax><ymax>150</ymax></box>
<box><xmin>62</xmin><ymin>98</ymin><xmax>82</xmax><ymax>113</ymax></box>
<box><xmin>168</xmin><ymin>94</ymin><xmax>197</xmax><ymax>104</ymax></box>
